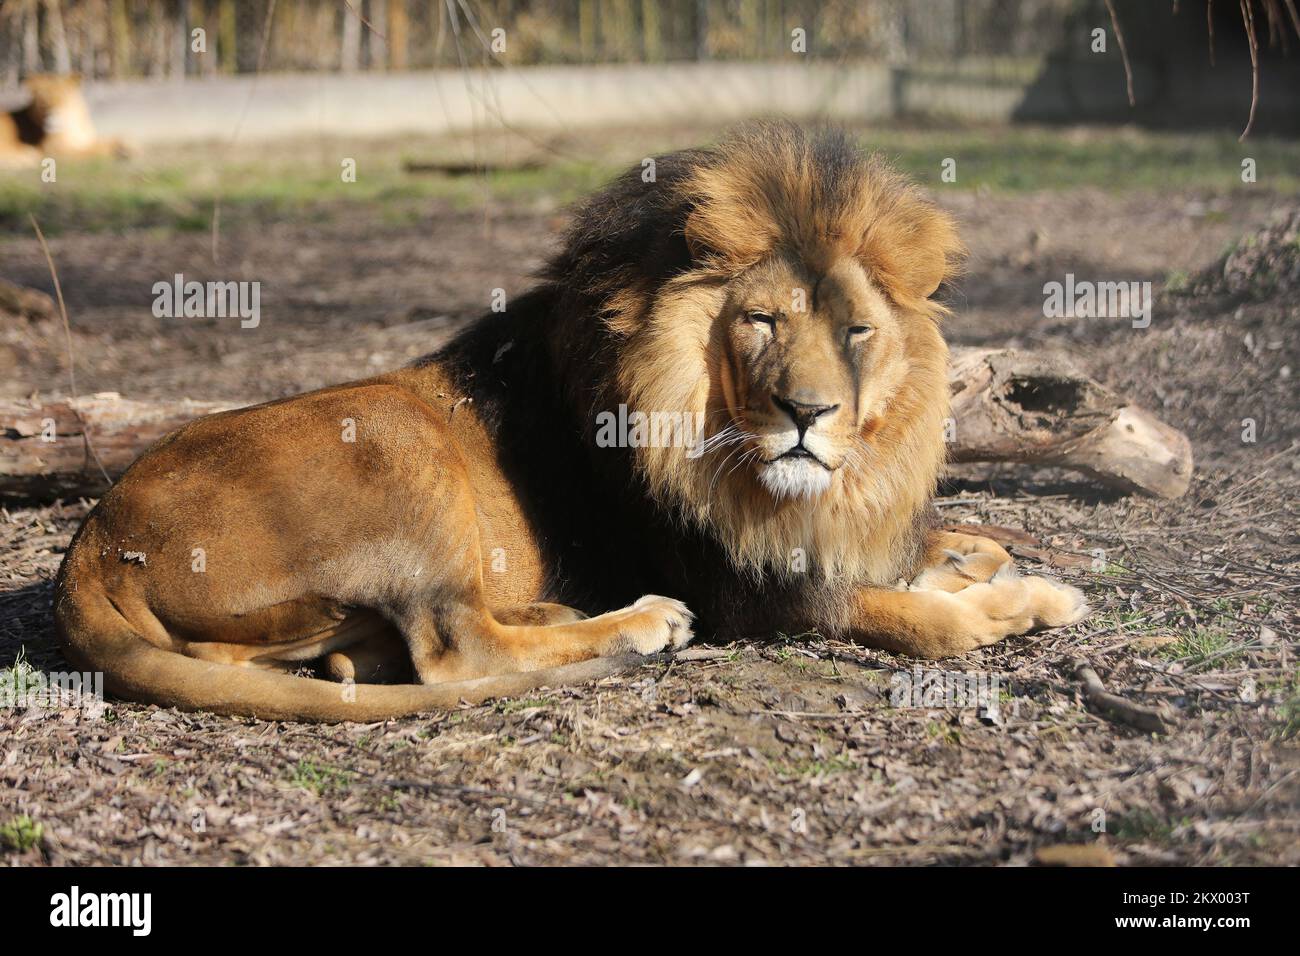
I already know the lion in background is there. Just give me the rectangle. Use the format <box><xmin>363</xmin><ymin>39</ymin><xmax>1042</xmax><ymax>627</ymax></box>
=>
<box><xmin>54</xmin><ymin>123</ymin><xmax>1088</xmax><ymax>721</ymax></box>
<box><xmin>0</xmin><ymin>74</ymin><xmax>127</xmax><ymax>166</ymax></box>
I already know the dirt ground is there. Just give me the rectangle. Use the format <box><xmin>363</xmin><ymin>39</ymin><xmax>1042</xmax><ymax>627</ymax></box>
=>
<box><xmin>1</xmin><ymin>128</ymin><xmax>1297</xmax><ymax>866</ymax></box>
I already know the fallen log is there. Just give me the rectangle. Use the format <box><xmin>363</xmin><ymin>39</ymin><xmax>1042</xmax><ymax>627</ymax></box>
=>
<box><xmin>0</xmin><ymin>347</ymin><xmax>1193</xmax><ymax>502</ymax></box>
<box><xmin>0</xmin><ymin>393</ymin><xmax>234</xmax><ymax>501</ymax></box>
<box><xmin>948</xmin><ymin>348</ymin><xmax>1192</xmax><ymax>499</ymax></box>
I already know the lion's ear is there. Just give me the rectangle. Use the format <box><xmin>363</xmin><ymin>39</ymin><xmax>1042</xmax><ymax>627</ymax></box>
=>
<box><xmin>859</xmin><ymin>199</ymin><xmax>964</xmax><ymax>313</ymax></box>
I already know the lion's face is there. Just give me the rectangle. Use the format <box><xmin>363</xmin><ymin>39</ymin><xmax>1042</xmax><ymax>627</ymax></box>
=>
<box><xmin>601</xmin><ymin>123</ymin><xmax>961</xmax><ymax>579</ymax></box>
<box><xmin>719</xmin><ymin>254</ymin><xmax>911</xmax><ymax>501</ymax></box>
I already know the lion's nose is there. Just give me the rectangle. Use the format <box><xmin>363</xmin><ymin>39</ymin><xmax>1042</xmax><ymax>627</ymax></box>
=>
<box><xmin>772</xmin><ymin>395</ymin><xmax>839</xmax><ymax>435</ymax></box>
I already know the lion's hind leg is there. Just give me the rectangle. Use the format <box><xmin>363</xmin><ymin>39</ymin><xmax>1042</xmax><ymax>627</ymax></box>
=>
<box><xmin>318</xmin><ymin>604</ymin><xmax>591</xmax><ymax>684</ymax></box>
<box><xmin>395</xmin><ymin>595</ymin><xmax>694</xmax><ymax>685</ymax></box>
<box><xmin>323</xmin><ymin>630</ymin><xmax>411</xmax><ymax>684</ymax></box>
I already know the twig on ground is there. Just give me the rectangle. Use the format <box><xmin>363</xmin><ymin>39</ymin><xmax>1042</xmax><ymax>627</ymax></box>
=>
<box><xmin>1071</xmin><ymin>657</ymin><xmax>1177</xmax><ymax>734</ymax></box>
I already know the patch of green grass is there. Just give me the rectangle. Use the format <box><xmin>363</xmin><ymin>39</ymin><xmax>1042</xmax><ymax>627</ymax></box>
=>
<box><xmin>0</xmin><ymin>141</ymin><xmax>611</xmax><ymax>235</ymax></box>
<box><xmin>1161</xmin><ymin>627</ymin><xmax>1239</xmax><ymax>667</ymax></box>
<box><xmin>1273</xmin><ymin>671</ymin><xmax>1300</xmax><ymax>740</ymax></box>
<box><xmin>288</xmin><ymin>759</ymin><xmax>354</xmax><ymax>795</ymax></box>
<box><xmin>780</xmin><ymin>754</ymin><xmax>859</xmax><ymax>777</ymax></box>
<box><xmin>925</xmin><ymin>720</ymin><xmax>963</xmax><ymax>746</ymax></box>
<box><xmin>1113</xmin><ymin>809</ymin><xmax>1191</xmax><ymax>843</ymax></box>
<box><xmin>0</xmin><ymin>815</ymin><xmax>43</xmax><ymax>853</ymax></box>
<box><xmin>495</xmin><ymin>695</ymin><xmax>554</xmax><ymax>713</ymax></box>
<box><xmin>1090</xmin><ymin>608</ymin><xmax>1160</xmax><ymax>633</ymax></box>
<box><xmin>5</xmin><ymin>125</ymin><xmax>1297</xmax><ymax>238</ymax></box>
<box><xmin>0</xmin><ymin>647</ymin><xmax>39</xmax><ymax>695</ymax></box>
<box><xmin>1157</xmin><ymin>600</ymin><xmax>1247</xmax><ymax>666</ymax></box>
<box><xmin>874</xmin><ymin>126</ymin><xmax>1300</xmax><ymax>194</ymax></box>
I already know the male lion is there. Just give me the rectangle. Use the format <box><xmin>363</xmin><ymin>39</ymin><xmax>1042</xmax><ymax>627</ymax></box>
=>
<box><xmin>54</xmin><ymin>123</ymin><xmax>1088</xmax><ymax>721</ymax></box>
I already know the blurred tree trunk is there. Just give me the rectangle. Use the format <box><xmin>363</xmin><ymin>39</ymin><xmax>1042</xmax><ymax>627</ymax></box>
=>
<box><xmin>695</xmin><ymin>0</ymin><xmax>709</xmax><ymax>60</ymax></box>
<box><xmin>148</xmin><ymin>0</ymin><xmax>166</xmax><ymax>76</ymax></box>
<box><xmin>76</xmin><ymin>0</ymin><xmax>100</xmax><ymax>76</ymax></box>
<box><xmin>640</xmin><ymin>0</ymin><xmax>660</xmax><ymax>61</ymax></box>
<box><xmin>4</xmin><ymin>7</ymin><xmax>20</xmax><ymax>85</ymax></box>
<box><xmin>767</xmin><ymin>0</ymin><xmax>783</xmax><ymax>56</ymax></box>
<box><xmin>579</xmin><ymin>0</ymin><xmax>595</xmax><ymax>60</ymax></box>
<box><xmin>602</xmin><ymin>0</ymin><xmax>632</xmax><ymax>60</ymax></box>
<box><xmin>43</xmin><ymin>0</ymin><xmax>73</xmax><ymax>74</ymax></box>
<box><xmin>108</xmin><ymin>0</ymin><xmax>129</xmax><ymax>77</ymax></box>
<box><xmin>369</xmin><ymin>0</ymin><xmax>388</xmax><ymax>70</ymax></box>
<box><xmin>194</xmin><ymin>0</ymin><xmax>216</xmax><ymax>76</ymax></box>
<box><xmin>740</xmin><ymin>0</ymin><xmax>759</xmax><ymax>58</ymax></box>
<box><xmin>217</xmin><ymin>0</ymin><xmax>235</xmax><ymax>72</ymax></box>
<box><xmin>341</xmin><ymin>0</ymin><xmax>361</xmax><ymax>71</ymax></box>
<box><xmin>172</xmin><ymin>0</ymin><xmax>189</xmax><ymax>79</ymax></box>
<box><xmin>22</xmin><ymin>0</ymin><xmax>42</xmax><ymax>73</ymax></box>
<box><xmin>388</xmin><ymin>0</ymin><xmax>408</xmax><ymax>69</ymax></box>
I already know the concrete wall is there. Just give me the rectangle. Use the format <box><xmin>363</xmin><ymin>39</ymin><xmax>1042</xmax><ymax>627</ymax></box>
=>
<box><xmin>79</xmin><ymin>63</ymin><xmax>896</xmax><ymax>145</ymax></box>
<box><xmin>9</xmin><ymin>56</ymin><xmax>1291</xmax><ymax>145</ymax></box>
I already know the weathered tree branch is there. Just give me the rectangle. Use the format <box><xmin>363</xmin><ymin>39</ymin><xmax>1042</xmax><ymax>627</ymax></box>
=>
<box><xmin>0</xmin><ymin>394</ymin><xmax>234</xmax><ymax>500</ymax></box>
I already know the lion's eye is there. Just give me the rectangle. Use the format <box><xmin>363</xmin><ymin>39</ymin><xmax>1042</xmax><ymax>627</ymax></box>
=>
<box><xmin>748</xmin><ymin>311</ymin><xmax>776</xmax><ymax>332</ymax></box>
<box><xmin>847</xmin><ymin>324</ymin><xmax>874</xmax><ymax>343</ymax></box>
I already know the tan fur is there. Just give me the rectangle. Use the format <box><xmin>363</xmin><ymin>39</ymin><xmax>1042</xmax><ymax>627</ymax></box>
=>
<box><xmin>53</xmin><ymin>124</ymin><xmax>1087</xmax><ymax>722</ymax></box>
<box><xmin>0</xmin><ymin>74</ymin><xmax>127</xmax><ymax>166</ymax></box>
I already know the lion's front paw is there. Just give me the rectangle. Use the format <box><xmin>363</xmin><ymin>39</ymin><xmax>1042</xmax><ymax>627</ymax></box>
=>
<box><xmin>946</xmin><ymin>564</ymin><xmax>1090</xmax><ymax>650</ymax></box>
<box><xmin>1024</xmin><ymin>571</ymin><xmax>1091</xmax><ymax>629</ymax></box>
<box><xmin>612</xmin><ymin>595</ymin><xmax>696</xmax><ymax>654</ymax></box>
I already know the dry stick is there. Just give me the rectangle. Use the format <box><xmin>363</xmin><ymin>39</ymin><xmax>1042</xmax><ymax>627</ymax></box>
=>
<box><xmin>1209</xmin><ymin>0</ymin><xmax>1218</xmax><ymax>65</ymax></box>
<box><xmin>1239</xmin><ymin>0</ymin><xmax>1260</xmax><ymax>140</ymax></box>
<box><xmin>1105</xmin><ymin>0</ymin><xmax>1136</xmax><ymax>107</ymax></box>
<box><xmin>1071</xmin><ymin>658</ymin><xmax>1175</xmax><ymax>734</ymax></box>
<box><xmin>1287</xmin><ymin>0</ymin><xmax>1300</xmax><ymax>37</ymax></box>
<box><xmin>28</xmin><ymin>214</ymin><xmax>111</xmax><ymax>487</ymax></box>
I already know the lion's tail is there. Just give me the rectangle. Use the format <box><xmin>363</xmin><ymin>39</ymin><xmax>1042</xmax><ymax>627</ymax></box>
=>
<box><xmin>55</xmin><ymin>586</ymin><xmax>652</xmax><ymax>722</ymax></box>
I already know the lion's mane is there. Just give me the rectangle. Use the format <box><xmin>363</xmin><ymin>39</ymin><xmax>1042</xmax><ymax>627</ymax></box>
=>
<box><xmin>519</xmin><ymin>123</ymin><xmax>963</xmax><ymax>589</ymax></box>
